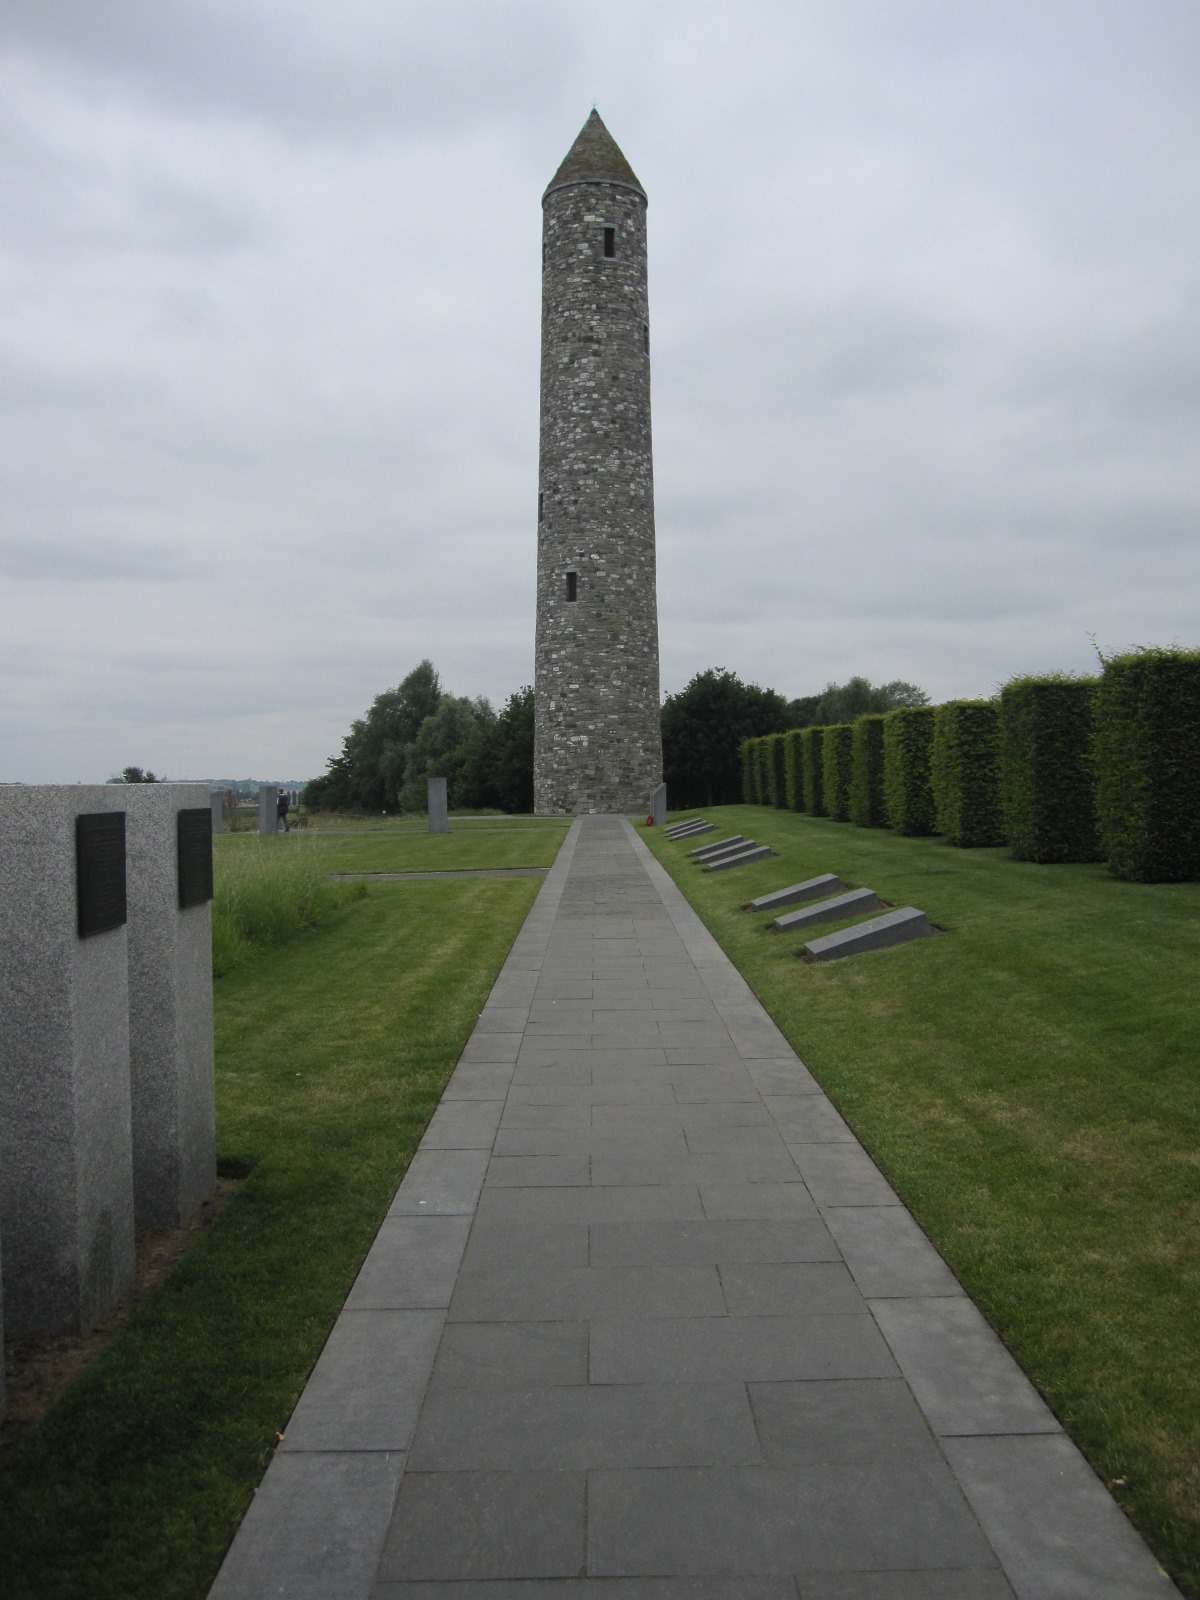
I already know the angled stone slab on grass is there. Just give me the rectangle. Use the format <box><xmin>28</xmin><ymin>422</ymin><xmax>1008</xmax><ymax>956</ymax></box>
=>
<box><xmin>771</xmin><ymin>887</ymin><xmax>880</xmax><ymax>933</ymax></box>
<box><xmin>747</xmin><ymin>873</ymin><xmax>845</xmax><ymax>914</ymax></box>
<box><xmin>802</xmin><ymin>906</ymin><xmax>933</xmax><ymax>962</ymax></box>
<box><xmin>667</xmin><ymin>820</ymin><xmax>711</xmax><ymax>839</ymax></box>
<box><xmin>704</xmin><ymin>846</ymin><xmax>774</xmax><ymax>873</ymax></box>
<box><xmin>692</xmin><ymin>840</ymin><xmax>755</xmax><ymax>867</ymax></box>
<box><xmin>688</xmin><ymin>834</ymin><xmax>744</xmax><ymax>859</ymax></box>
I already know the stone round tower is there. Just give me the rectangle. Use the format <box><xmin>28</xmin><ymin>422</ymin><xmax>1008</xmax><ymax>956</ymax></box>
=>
<box><xmin>534</xmin><ymin>111</ymin><xmax>664</xmax><ymax>816</ymax></box>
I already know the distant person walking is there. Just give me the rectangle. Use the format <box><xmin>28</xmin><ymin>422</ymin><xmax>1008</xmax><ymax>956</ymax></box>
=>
<box><xmin>277</xmin><ymin>789</ymin><xmax>290</xmax><ymax>833</ymax></box>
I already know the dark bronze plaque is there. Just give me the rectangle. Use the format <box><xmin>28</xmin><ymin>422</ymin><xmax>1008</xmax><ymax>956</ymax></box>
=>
<box><xmin>76</xmin><ymin>812</ymin><xmax>127</xmax><ymax>938</ymax></box>
<box><xmin>177</xmin><ymin>808</ymin><xmax>214</xmax><ymax>909</ymax></box>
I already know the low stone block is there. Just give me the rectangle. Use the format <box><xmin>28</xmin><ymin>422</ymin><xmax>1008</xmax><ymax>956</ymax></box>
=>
<box><xmin>428</xmin><ymin>776</ymin><xmax>449</xmax><ymax>835</ymax></box>
<box><xmin>0</xmin><ymin>784</ymin><xmax>135</xmax><ymax>1336</ymax></box>
<box><xmin>802</xmin><ymin>906</ymin><xmax>933</xmax><ymax>962</ymax></box>
<box><xmin>210</xmin><ymin>790</ymin><xmax>225</xmax><ymax>835</ymax></box>
<box><xmin>258</xmin><ymin>784</ymin><xmax>278</xmax><ymax>836</ymax></box>
<box><xmin>689</xmin><ymin>835</ymin><xmax>747</xmax><ymax>861</ymax></box>
<box><xmin>704</xmin><ymin>846</ymin><xmax>774</xmax><ymax>873</ymax></box>
<box><xmin>772</xmin><ymin>887</ymin><xmax>880</xmax><ymax>932</ymax></box>
<box><xmin>747</xmin><ymin>874</ymin><xmax>844</xmax><ymax>914</ymax></box>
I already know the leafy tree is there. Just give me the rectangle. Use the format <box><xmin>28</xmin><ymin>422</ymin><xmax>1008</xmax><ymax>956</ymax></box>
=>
<box><xmin>661</xmin><ymin>668</ymin><xmax>791</xmax><ymax>808</ymax></box>
<box><xmin>790</xmin><ymin>676</ymin><xmax>929</xmax><ymax>728</ymax></box>
<box><xmin>110</xmin><ymin>766</ymin><xmax>158</xmax><ymax>784</ymax></box>
<box><xmin>486</xmin><ymin>686</ymin><xmax>536</xmax><ymax>814</ymax></box>
<box><xmin>305</xmin><ymin>660</ymin><xmax>443</xmax><ymax>811</ymax></box>
<box><xmin>399</xmin><ymin>696</ymin><xmax>492</xmax><ymax>813</ymax></box>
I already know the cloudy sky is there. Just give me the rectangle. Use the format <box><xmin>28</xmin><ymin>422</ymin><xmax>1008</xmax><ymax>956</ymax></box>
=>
<box><xmin>2</xmin><ymin>0</ymin><xmax>1198</xmax><ymax>783</ymax></box>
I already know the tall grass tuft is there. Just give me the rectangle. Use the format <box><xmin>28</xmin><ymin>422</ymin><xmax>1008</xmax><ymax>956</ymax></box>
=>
<box><xmin>212</xmin><ymin>840</ymin><xmax>366</xmax><ymax>976</ymax></box>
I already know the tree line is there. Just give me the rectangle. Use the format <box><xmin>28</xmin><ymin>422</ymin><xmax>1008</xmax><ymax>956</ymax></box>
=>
<box><xmin>302</xmin><ymin>661</ymin><xmax>926</xmax><ymax>815</ymax></box>
<box><xmin>303</xmin><ymin>661</ymin><xmax>534</xmax><ymax>815</ymax></box>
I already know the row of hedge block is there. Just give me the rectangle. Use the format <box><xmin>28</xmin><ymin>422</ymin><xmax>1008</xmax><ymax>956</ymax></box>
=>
<box><xmin>1094</xmin><ymin>648</ymin><xmax>1200</xmax><ymax>881</ymax></box>
<box><xmin>738</xmin><ymin>647</ymin><xmax>1200</xmax><ymax>880</ymax></box>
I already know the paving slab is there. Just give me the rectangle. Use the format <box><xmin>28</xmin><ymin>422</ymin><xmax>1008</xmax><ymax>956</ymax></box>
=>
<box><xmin>208</xmin><ymin>815</ymin><xmax>1179</xmax><ymax>1599</ymax></box>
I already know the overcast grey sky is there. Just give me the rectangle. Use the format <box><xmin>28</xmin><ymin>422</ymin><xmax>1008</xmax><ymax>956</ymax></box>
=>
<box><xmin>2</xmin><ymin>0</ymin><xmax>1198</xmax><ymax>782</ymax></box>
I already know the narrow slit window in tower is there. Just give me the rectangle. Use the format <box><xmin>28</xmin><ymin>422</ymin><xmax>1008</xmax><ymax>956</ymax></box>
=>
<box><xmin>603</xmin><ymin>226</ymin><xmax>616</xmax><ymax>258</ymax></box>
<box><xmin>566</xmin><ymin>570</ymin><xmax>577</xmax><ymax>602</ymax></box>
<box><xmin>538</xmin><ymin>492</ymin><xmax>544</xmax><ymax>522</ymax></box>
<box><xmin>643</xmin><ymin>323</ymin><xmax>649</xmax><ymax>353</ymax></box>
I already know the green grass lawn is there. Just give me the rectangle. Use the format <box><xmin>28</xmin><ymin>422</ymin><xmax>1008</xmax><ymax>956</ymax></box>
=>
<box><xmin>217</xmin><ymin>822</ymin><xmax>568</xmax><ymax>875</ymax></box>
<box><xmin>0</xmin><ymin>874</ymin><xmax>542</xmax><ymax>1600</ymax></box>
<box><xmin>648</xmin><ymin>804</ymin><xmax>1200</xmax><ymax>1595</ymax></box>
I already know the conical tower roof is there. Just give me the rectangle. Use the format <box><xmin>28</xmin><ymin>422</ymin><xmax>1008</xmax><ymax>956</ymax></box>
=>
<box><xmin>544</xmin><ymin>110</ymin><xmax>645</xmax><ymax>200</ymax></box>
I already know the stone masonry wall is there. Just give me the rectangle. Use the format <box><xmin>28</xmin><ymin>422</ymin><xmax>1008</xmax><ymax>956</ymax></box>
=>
<box><xmin>533</xmin><ymin>173</ymin><xmax>664</xmax><ymax>815</ymax></box>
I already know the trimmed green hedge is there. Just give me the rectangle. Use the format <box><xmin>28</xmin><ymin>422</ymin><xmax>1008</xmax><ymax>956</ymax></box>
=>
<box><xmin>1000</xmin><ymin>676</ymin><xmax>1101</xmax><ymax>863</ymax></box>
<box><xmin>754</xmin><ymin>738</ymin><xmax>772</xmax><ymax>806</ymax></box>
<box><xmin>883</xmin><ymin>707</ymin><xmax>937</xmax><ymax>835</ymax></box>
<box><xmin>800</xmin><ymin>727</ymin><xmax>825</xmax><ymax>816</ymax></box>
<box><xmin>768</xmin><ymin>733</ymin><xmax>788</xmax><ymax>808</ymax></box>
<box><xmin>932</xmin><ymin>700</ymin><xmax>1004</xmax><ymax>847</ymax></box>
<box><xmin>821</xmin><ymin>724</ymin><xmax>855</xmax><ymax>822</ymax></box>
<box><xmin>1094</xmin><ymin>648</ymin><xmax>1200</xmax><ymax>882</ymax></box>
<box><xmin>740</xmin><ymin>738</ymin><xmax>755</xmax><ymax>805</ymax></box>
<box><xmin>849</xmin><ymin>714</ymin><xmax>888</xmax><ymax>828</ymax></box>
<box><xmin>784</xmin><ymin>729</ymin><xmax>805</xmax><ymax>811</ymax></box>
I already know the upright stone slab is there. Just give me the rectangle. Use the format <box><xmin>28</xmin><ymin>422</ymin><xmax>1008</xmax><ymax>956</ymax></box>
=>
<box><xmin>125</xmin><ymin>785</ymin><xmax>217</xmax><ymax>1232</ymax></box>
<box><xmin>650</xmin><ymin>784</ymin><xmax>667</xmax><ymax>828</ymax></box>
<box><xmin>0</xmin><ymin>785</ymin><xmax>135</xmax><ymax>1337</ymax></box>
<box><xmin>210</xmin><ymin>789</ymin><xmax>226</xmax><ymax>835</ymax></box>
<box><xmin>258</xmin><ymin>785</ymin><xmax>278</xmax><ymax>836</ymax></box>
<box><xmin>427</xmin><ymin>776</ymin><xmax>449</xmax><ymax>835</ymax></box>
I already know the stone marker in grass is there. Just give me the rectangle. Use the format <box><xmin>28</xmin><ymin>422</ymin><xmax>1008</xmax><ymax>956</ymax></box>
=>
<box><xmin>689</xmin><ymin>834</ymin><xmax>744</xmax><ymax>859</ymax></box>
<box><xmin>667</xmin><ymin>819</ymin><xmax>710</xmax><ymax>839</ymax></box>
<box><xmin>747</xmin><ymin>873</ymin><xmax>845</xmax><ymax>913</ymax></box>
<box><xmin>427</xmin><ymin>776</ymin><xmax>448</xmax><ymax>835</ymax></box>
<box><xmin>772</xmin><ymin>886</ymin><xmax>880</xmax><ymax>932</ymax></box>
<box><xmin>705</xmin><ymin>845</ymin><xmax>774</xmax><ymax>872</ymax></box>
<box><xmin>802</xmin><ymin>906</ymin><xmax>932</xmax><ymax>962</ymax></box>
<box><xmin>258</xmin><ymin>785</ymin><xmax>278</xmax><ymax>836</ymax></box>
<box><xmin>650</xmin><ymin>784</ymin><xmax>667</xmax><ymax>827</ymax></box>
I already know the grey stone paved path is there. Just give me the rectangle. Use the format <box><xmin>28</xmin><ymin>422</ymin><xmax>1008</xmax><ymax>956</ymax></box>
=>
<box><xmin>211</xmin><ymin>816</ymin><xmax>1178</xmax><ymax>1600</ymax></box>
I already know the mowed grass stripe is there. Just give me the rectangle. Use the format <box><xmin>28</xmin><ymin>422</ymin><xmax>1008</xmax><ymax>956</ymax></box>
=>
<box><xmin>647</xmin><ymin>805</ymin><xmax>1200</xmax><ymax>1598</ymax></box>
<box><xmin>0</xmin><ymin>876</ymin><xmax>541</xmax><ymax>1600</ymax></box>
<box><xmin>218</xmin><ymin>822</ymin><xmax>569</xmax><ymax>875</ymax></box>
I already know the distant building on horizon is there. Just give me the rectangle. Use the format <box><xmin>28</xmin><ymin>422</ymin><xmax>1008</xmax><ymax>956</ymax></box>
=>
<box><xmin>533</xmin><ymin>111</ymin><xmax>664</xmax><ymax>816</ymax></box>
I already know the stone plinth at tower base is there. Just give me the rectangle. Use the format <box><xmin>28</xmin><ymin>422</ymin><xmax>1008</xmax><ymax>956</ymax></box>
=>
<box><xmin>124</xmin><ymin>784</ymin><xmax>217</xmax><ymax>1232</ymax></box>
<box><xmin>0</xmin><ymin>785</ymin><xmax>136</xmax><ymax>1337</ymax></box>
